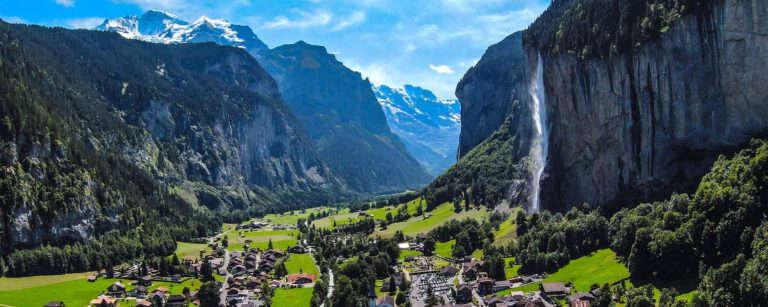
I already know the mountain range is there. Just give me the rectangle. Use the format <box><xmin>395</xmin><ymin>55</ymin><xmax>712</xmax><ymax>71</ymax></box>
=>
<box><xmin>96</xmin><ymin>10</ymin><xmax>433</xmax><ymax>194</ymax></box>
<box><xmin>373</xmin><ymin>84</ymin><xmax>460</xmax><ymax>175</ymax></box>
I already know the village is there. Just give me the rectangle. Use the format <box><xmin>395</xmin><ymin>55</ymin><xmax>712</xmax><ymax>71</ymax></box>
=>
<box><xmin>364</xmin><ymin>235</ymin><xmax>601</xmax><ymax>307</ymax></box>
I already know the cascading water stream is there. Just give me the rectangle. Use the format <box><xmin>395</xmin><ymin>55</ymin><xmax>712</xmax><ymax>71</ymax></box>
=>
<box><xmin>529</xmin><ymin>53</ymin><xmax>548</xmax><ymax>213</ymax></box>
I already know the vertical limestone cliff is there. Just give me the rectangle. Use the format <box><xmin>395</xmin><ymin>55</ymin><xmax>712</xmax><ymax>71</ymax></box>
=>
<box><xmin>454</xmin><ymin>0</ymin><xmax>768</xmax><ymax>210</ymax></box>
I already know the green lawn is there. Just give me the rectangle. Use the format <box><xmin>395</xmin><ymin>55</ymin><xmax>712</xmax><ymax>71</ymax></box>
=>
<box><xmin>493</xmin><ymin>214</ymin><xmax>517</xmax><ymax>246</ymax></box>
<box><xmin>285</xmin><ymin>254</ymin><xmax>320</xmax><ymax>276</ymax></box>
<box><xmin>373</xmin><ymin>202</ymin><xmax>490</xmax><ymax>238</ymax></box>
<box><xmin>398</xmin><ymin>250</ymin><xmax>423</xmax><ymax>262</ymax></box>
<box><xmin>273</xmin><ymin>287</ymin><xmax>313</xmax><ymax>307</ymax></box>
<box><xmin>0</xmin><ymin>272</ymin><xmax>95</xmax><ymax>292</ymax></box>
<box><xmin>0</xmin><ymin>277</ymin><xmax>114</xmax><ymax>306</ymax></box>
<box><xmin>504</xmin><ymin>257</ymin><xmax>520</xmax><ymax>278</ymax></box>
<box><xmin>512</xmin><ymin>249</ymin><xmax>630</xmax><ymax>293</ymax></box>
<box><xmin>227</xmin><ymin>229</ymin><xmax>299</xmax><ymax>251</ymax></box>
<box><xmin>261</xmin><ymin>207</ymin><xmax>331</xmax><ymax>225</ymax></box>
<box><xmin>435</xmin><ymin>240</ymin><xmax>455</xmax><ymax>258</ymax></box>
<box><xmin>175</xmin><ymin>241</ymin><xmax>210</xmax><ymax>260</ymax></box>
<box><xmin>312</xmin><ymin>199</ymin><xmax>425</xmax><ymax>230</ymax></box>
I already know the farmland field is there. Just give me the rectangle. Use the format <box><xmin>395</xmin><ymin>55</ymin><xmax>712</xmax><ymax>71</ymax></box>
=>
<box><xmin>174</xmin><ymin>241</ymin><xmax>210</xmax><ymax>260</ymax></box>
<box><xmin>227</xmin><ymin>229</ymin><xmax>299</xmax><ymax>251</ymax></box>
<box><xmin>285</xmin><ymin>253</ymin><xmax>320</xmax><ymax>276</ymax></box>
<box><xmin>373</xmin><ymin>202</ymin><xmax>490</xmax><ymax>238</ymax></box>
<box><xmin>273</xmin><ymin>287</ymin><xmax>313</xmax><ymax>307</ymax></box>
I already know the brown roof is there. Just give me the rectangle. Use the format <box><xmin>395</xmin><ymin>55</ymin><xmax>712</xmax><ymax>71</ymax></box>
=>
<box><xmin>287</xmin><ymin>273</ymin><xmax>316</xmax><ymax>283</ymax></box>
<box><xmin>540</xmin><ymin>282</ymin><xmax>568</xmax><ymax>294</ymax></box>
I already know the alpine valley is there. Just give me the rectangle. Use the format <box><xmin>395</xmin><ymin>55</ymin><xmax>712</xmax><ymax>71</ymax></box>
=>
<box><xmin>1</xmin><ymin>0</ymin><xmax>768</xmax><ymax>307</ymax></box>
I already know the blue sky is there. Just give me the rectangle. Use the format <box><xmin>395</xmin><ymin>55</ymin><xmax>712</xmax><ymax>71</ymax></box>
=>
<box><xmin>0</xmin><ymin>0</ymin><xmax>549</xmax><ymax>98</ymax></box>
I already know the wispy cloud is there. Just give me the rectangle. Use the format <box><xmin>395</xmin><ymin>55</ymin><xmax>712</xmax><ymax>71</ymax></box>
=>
<box><xmin>54</xmin><ymin>0</ymin><xmax>74</xmax><ymax>7</ymax></box>
<box><xmin>332</xmin><ymin>11</ymin><xmax>365</xmax><ymax>31</ymax></box>
<box><xmin>263</xmin><ymin>9</ymin><xmax>332</xmax><ymax>29</ymax></box>
<box><xmin>429</xmin><ymin>64</ymin><xmax>454</xmax><ymax>74</ymax></box>
<box><xmin>65</xmin><ymin>17</ymin><xmax>104</xmax><ymax>29</ymax></box>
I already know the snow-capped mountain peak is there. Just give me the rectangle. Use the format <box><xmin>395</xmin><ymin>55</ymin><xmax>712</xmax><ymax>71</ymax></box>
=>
<box><xmin>373</xmin><ymin>84</ymin><xmax>461</xmax><ymax>175</ymax></box>
<box><xmin>95</xmin><ymin>11</ymin><xmax>267</xmax><ymax>52</ymax></box>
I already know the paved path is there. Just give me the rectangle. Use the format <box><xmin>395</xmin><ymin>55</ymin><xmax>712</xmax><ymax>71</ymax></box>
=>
<box><xmin>219</xmin><ymin>249</ymin><xmax>231</xmax><ymax>306</ymax></box>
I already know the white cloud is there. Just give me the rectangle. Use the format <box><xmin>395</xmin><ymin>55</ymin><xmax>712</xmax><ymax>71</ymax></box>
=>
<box><xmin>54</xmin><ymin>0</ymin><xmax>74</xmax><ymax>7</ymax></box>
<box><xmin>429</xmin><ymin>65</ymin><xmax>454</xmax><ymax>74</ymax></box>
<box><xmin>1</xmin><ymin>16</ymin><xmax>27</xmax><ymax>24</ymax></box>
<box><xmin>65</xmin><ymin>17</ymin><xmax>105</xmax><ymax>29</ymax></box>
<box><xmin>263</xmin><ymin>9</ymin><xmax>332</xmax><ymax>29</ymax></box>
<box><xmin>332</xmin><ymin>11</ymin><xmax>365</xmax><ymax>31</ymax></box>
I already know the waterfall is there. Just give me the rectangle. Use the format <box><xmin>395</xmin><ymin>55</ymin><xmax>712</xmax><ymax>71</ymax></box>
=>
<box><xmin>529</xmin><ymin>53</ymin><xmax>548</xmax><ymax>213</ymax></box>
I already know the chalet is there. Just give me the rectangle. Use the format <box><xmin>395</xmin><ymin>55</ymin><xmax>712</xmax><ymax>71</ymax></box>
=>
<box><xmin>88</xmin><ymin>297</ymin><xmax>118</xmax><ymax>307</ymax></box>
<box><xmin>484</xmin><ymin>296</ymin><xmax>509</xmax><ymax>307</ymax></box>
<box><xmin>568</xmin><ymin>292</ymin><xmax>596</xmax><ymax>307</ymax></box>
<box><xmin>416</xmin><ymin>234</ymin><xmax>428</xmax><ymax>242</ymax></box>
<box><xmin>166</xmin><ymin>294</ymin><xmax>187</xmax><ymax>307</ymax></box>
<box><xmin>87</xmin><ymin>275</ymin><xmax>98</xmax><ymax>282</ymax></box>
<box><xmin>462</xmin><ymin>267</ymin><xmax>478</xmax><ymax>280</ymax></box>
<box><xmin>509</xmin><ymin>276</ymin><xmax>524</xmax><ymax>283</ymax></box>
<box><xmin>287</xmin><ymin>273</ymin><xmax>316</xmax><ymax>284</ymax></box>
<box><xmin>106</xmin><ymin>282</ymin><xmax>127</xmax><ymax>297</ymax></box>
<box><xmin>153</xmin><ymin>286</ymin><xmax>169</xmax><ymax>294</ymax></box>
<box><xmin>136</xmin><ymin>300</ymin><xmax>152</xmax><ymax>307</ymax></box>
<box><xmin>138</xmin><ymin>275</ymin><xmax>153</xmax><ymax>286</ymax></box>
<box><xmin>540</xmin><ymin>282</ymin><xmax>569</xmax><ymax>297</ymax></box>
<box><xmin>456</xmin><ymin>284</ymin><xmax>473</xmax><ymax>303</ymax></box>
<box><xmin>44</xmin><ymin>302</ymin><xmax>65</xmax><ymax>307</ymax></box>
<box><xmin>508</xmin><ymin>291</ymin><xmax>526</xmax><ymax>301</ymax></box>
<box><xmin>439</xmin><ymin>266</ymin><xmax>459</xmax><ymax>277</ymax></box>
<box><xmin>288</xmin><ymin>245</ymin><xmax>307</xmax><ymax>254</ymax></box>
<box><xmin>375</xmin><ymin>294</ymin><xmax>397</xmax><ymax>307</ymax></box>
<box><xmin>493</xmin><ymin>280</ymin><xmax>511</xmax><ymax>292</ymax></box>
<box><xmin>478</xmin><ymin>278</ymin><xmax>495</xmax><ymax>294</ymax></box>
<box><xmin>129</xmin><ymin>285</ymin><xmax>148</xmax><ymax>298</ymax></box>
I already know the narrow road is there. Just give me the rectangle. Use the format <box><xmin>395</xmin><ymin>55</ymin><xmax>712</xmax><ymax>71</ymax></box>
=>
<box><xmin>218</xmin><ymin>248</ymin><xmax>231</xmax><ymax>305</ymax></box>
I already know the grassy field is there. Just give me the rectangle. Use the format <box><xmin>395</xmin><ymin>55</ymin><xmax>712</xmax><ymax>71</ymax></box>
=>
<box><xmin>0</xmin><ymin>272</ymin><xmax>96</xmax><ymax>292</ymax></box>
<box><xmin>285</xmin><ymin>254</ymin><xmax>320</xmax><ymax>276</ymax></box>
<box><xmin>505</xmin><ymin>257</ymin><xmax>520</xmax><ymax>278</ymax></box>
<box><xmin>227</xmin><ymin>229</ymin><xmax>299</xmax><ymax>251</ymax></box>
<box><xmin>261</xmin><ymin>207</ymin><xmax>331</xmax><ymax>225</ymax></box>
<box><xmin>513</xmin><ymin>249</ymin><xmax>630</xmax><ymax>293</ymax></box>
<box><xmin>398</xmin><ymin>250</ymin><xmax>423</xmax><ymax>261</ymax></box>
<box><xmin>493</xmin><ymin>214</ymin><xmax>517</xmax><ymax>246</ymax></box>
<box><xmin>0</xmin><ymin>275</ymin><xmax>205</xmax><ymax>307</ymax></box>
<box><xmin>435</xmin><ymin>240</ymin><xmax>455</xmax><ymax>258</ymax></box>
<box><xmin>373</xmin><ymin>202</ymin><xmax>490</xmax><ymax>238</ymax></box>
<box><xmin>175</xmin><ymin>241</ymin><xmax>210</xmax><ymax>260</ymax></box>
<box><xmin>273</xmin><ymin>287</ymin><xmax>313</xmax><ymax>307</ymax></box>
<box><xmin>0</xmin><ymin>277</ymin><xmax>114</xmax><ymax>306</ymax></box>
<box><xmin>312</xmin><ymin>199</ymin><xmax>425</xmax><ymax>229</ymax></box>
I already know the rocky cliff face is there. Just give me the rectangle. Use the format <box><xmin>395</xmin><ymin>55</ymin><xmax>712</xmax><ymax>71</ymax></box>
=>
<box><xmin>0</xmin><ymin>23</ymin><xmax>334</xmax><ymax>251</ymax></box>
<box><xmin>456</xmin><ymin>32</ymin><xmax>530</xmax><ymax>158</ymax></box>
<box><xmin>259</xmin><ymin>42</ymin><xmax>432</xmax><ymax>193</ymax></box>
<box><xmin>540</xmin><ymin>0</ymin><xmax>768</xmax><ymax>209</ymax></box>
<box><xmin>456</xmin><ymin>0</ymin><xmax>768</xmax><ymax>210</ymax></box>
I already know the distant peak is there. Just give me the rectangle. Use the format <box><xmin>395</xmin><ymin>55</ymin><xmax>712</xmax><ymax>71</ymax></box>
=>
<box><xmin>142</xmin><ymin>9</ymin><xmax>182</xmax><ymax>20</ymax></box>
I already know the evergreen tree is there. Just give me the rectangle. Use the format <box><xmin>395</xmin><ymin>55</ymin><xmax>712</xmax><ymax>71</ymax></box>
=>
<box><xmin>198</xmin><ymin>281</ymin><xmax>220</xmax><ymax>307</ymax></box>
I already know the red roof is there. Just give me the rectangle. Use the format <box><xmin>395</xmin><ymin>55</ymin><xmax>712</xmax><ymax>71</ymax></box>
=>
<box><xmin>287</xmin><ymin>273</ymin><xmax>317</xmax><ymax>283</ymax></box>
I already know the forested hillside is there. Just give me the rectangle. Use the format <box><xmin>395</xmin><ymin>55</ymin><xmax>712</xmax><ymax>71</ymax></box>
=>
<box><xmin>514</xmin><ymin>139</ymin><xmax>768</xmax><ymax>305</ymax></box>
<box><xmin>0</xmin><ymin>21</ymin><xmax>338</xmax><ymax>276</ymax></box>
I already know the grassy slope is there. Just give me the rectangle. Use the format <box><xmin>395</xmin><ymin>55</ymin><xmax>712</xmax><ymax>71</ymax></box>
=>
<box><xmin>513</xmin><ymin>249</ymin><xmax>629</xmax><ymax>293</ymax></box>
<box><xmin>0</xmin><ymin>272</ymin><xmax>96</xmax><ymax>292</ymax></box>
<box><xmin>312</xmin><ymin>198</ymin><xmax>424</xmax><ymax>230</ymax></box>
<box><xmin>273</xmin><ymin>287</ymin><xmax>313</xmax><ymax>307</ymax></box>
<box><xmin>285</xmin><ymin>254</ymin><xmax>320</xmax><ymax>276</ymax></box>
<box><xmin>174</xmin><ymin>241</ymin><xmax>210</xmax><ymax>260</ymax></box>
<box><xmin>373</xmin><ymin>202</ymin><xmax>490</xmax><ymax>238</ymax></box>
<box><xmin>398</xmin><ymin>250</ymin><xmax>423</xmax><ymax>261</ymax></box>
<box><xmin>227</xmin><ymin>229</ymin><xmax>299</xmax><ymax>251</ymax></box>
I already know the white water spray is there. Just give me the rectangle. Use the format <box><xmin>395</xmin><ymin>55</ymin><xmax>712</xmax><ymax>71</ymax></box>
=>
<box><xmin>529</xmin><ymin>53</ymin><xmax>548</xmax><ymax>213</ymax></box>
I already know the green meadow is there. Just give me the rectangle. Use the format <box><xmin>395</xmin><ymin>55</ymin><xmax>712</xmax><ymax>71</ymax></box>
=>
<box><xmin>285</xmin><ymin>253</ymin><xmax>320</xmax><ymax>276</ymax></box>
<box><xmin>273</xmin><ymin>287</ymin><xmax>313</xmax><ymax>307</ymax></box>
<box><xmin>227</xmin><ymin>229</ymin><xmax>299</xmax><ymax>251</ymax></box>
<box><xmin>373</xmin><ymin>202</ymin><xmax>490</xmax><ymax>238</ymax></box>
